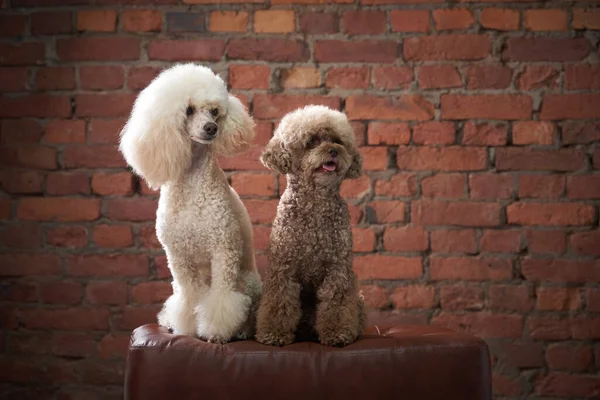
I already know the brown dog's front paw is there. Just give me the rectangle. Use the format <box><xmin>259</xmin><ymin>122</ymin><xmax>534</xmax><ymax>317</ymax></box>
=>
<box><xmin>256</xmin><ymin>332</ymin><xmax>294</xmax><ymax>346</ymax></box>
<box><xmin>202</xmin><ymin>335</ymin><xmax>229</xmax><ymax>344</ymax></box>
<box><xmin>319</xmin><ymin>331</ymin><xmax>357</xmax><ymax>347</ymax></box>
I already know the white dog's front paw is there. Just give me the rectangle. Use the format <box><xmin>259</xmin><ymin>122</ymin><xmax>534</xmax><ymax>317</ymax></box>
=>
<box><xmin>195</xmin><ymin>290</ymin><xmax>251</xmax><ymax>342</ymax></box>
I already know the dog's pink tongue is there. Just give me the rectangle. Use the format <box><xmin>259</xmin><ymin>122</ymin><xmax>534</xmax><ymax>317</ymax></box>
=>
<box><xmin>322</xmin><ymin>163</ymin><xmax>336</xmax><ymax>172</ymax></box>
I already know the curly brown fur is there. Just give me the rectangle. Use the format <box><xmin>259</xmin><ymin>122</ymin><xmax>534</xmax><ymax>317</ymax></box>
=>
<box><xmin>256</xmin><ymin>106</ymin><xmax>366</xmax><ymax>347</ymax></box>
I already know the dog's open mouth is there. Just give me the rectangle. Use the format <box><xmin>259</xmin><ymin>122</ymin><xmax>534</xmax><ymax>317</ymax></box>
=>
<box><xmin>318</xmin><ymin>161</ymin><xmax>337</xmax><ymax>173</ymax></box>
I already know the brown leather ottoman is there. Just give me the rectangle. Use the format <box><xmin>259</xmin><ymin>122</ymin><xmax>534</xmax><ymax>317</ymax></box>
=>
<box><xmin>126</xmin><ymin>324</ymin><xmax>492</xmax><ymax>400</ymax></box>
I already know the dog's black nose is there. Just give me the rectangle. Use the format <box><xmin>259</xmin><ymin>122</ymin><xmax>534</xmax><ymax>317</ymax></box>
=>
<box><xmin>203</xmin><ymin>122</ymin><xmax>218</xmax><ymax>136</ymax></box>
<box><xmin>328</xmin><ymin>148</ymin><xmax>338</xmax><ymax>157</ymax></box>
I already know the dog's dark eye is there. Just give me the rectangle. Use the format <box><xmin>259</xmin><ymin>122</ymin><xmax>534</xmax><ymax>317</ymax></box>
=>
<box><xmin>210</xmin><ymin>108</ymin><xmax>219</xmax><ymax>117</ymax></box>
<box><xmin>186</xmin><ymin>106</ymin><xmax>195</xmax><ymax>116</ymax></box>
<box><xmin>308</xmin><ymin>136</ymin><xmax>321</xmax><ymax>148</ymax></box>
<box><xmin>332</xmin><ymin>138</ymin><xmax>343</xmax><ymax>145</ymax></box>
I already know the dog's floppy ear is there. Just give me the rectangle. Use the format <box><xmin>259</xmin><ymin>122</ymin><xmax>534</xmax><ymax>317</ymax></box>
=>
<box><xmin>260</xmin><ymin>136</ymin><xmax>291</xmax><ymax>174</ymax></box>
<box><xmin>345</xmin><ymin>151</ymin><xmax>363</xmax><ymax>179</ymax></box>
<box><xmin>119</xmin><ymin>89</ymin><xmax>192</xmax><ymax>190</ymax></box>
<box><xmin>214</xmin><ymin>95</ymin><xmax>255</xmax><ymax>156</ymax></box>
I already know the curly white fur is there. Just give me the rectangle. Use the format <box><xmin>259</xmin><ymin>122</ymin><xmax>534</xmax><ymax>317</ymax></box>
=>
<box><xmin>119</xmin><ymin>63</ymin><xmax>261</xmax><ymax>343</ymax></box>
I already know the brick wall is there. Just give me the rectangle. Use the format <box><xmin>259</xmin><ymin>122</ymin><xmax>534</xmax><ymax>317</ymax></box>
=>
<box><xmin>1</xmin><ymin>0</ymin><xmax>599</xmax><ymax>398</ymax></box>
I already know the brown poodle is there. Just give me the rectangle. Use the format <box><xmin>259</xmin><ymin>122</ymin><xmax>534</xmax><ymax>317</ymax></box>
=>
<box><xmin>255</xmin><ymin>105</ymin><xmax>366</xmax><ymax>347</ymax></box>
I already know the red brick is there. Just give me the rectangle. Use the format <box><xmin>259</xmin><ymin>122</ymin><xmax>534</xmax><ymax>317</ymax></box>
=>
<box><xmin>442</xmin><ymin>94</ymin><xmax>531</xmax><ymax>120</ymax></box>
<box><xmin>517</xmin><ymin>66</ymin><xmax>559</xmax><ymax>90</ymax></box>
<box><xmin>46</xmin><ymin>226</ymin><xmax>88</xmax><ymax>248</ymax></box>
<box><xmin>228</xmin><ymin>39</ymin><xmax>307</xmax><ymax>62</ymax></box>
<box><xmin>0</xmin><ymin>95</ymin><xmax>71</xmax><ymax>118</ymax></box>
<box><xmin>390</xmin><ymin>10</ymin><xmax>430</xmax><ymax>33</ymax></box>
<box><xmin>18</xmin><ymin>198</ymin><xmax>99</xmax><ymax>222</ymax></box>
<box><xmin>0</xmin><ymin>253</ymin><xmax>60</xmax><ymax>277</ymax></box>
<box><xmin>91</xmin><ymin>172</ymin><xmax>134</xmax><ymax>196</ymax></box>
<box><xmin>45</xmin><ymin>120</ymin><xmax>85</xmax><ymax>144</ymax></box>
<box><xmin>140</xmin><ymin>226</ymin><xmax>160</xmax><ymax>249</ymax></box>
<box><xmin>537</xmin><ymin>287</ymin><xmax>581</xmax><ymax>311</ymax></box>
<box><xmin>541</xmin><ymin>93</ymin><xmax>600</xmax><ymax>120</ymax></box>
<box><xmin>536</xmin><ymin>372</ymin><xmax>600</xmax><ymax>398</ymax></box>
<box><xmin>230</xmin><ymin>173</ymin><xmax>274</xmax><ymax>197</ymax></box>
<box><xmin>522</xmin><ymin>259</ymin><xmax>600</xmax><ymax>283</ymax></box>
<box><xmin>46</xmin><ymin>172</ymin><xmax>89</xmax><ymax>195</ymax></box>
<box><xmin>571</xmin><ymin>231</ymin><xmax>600</xmax><ymax>256</ymax></box>
<box><xmin>508</xmin><ymin>202</ymin><xmax>593</xmax><ymax>226</ymax></box>
<box><xmin>369</xmin><ymin>201</ymin><xmax>405</xmax><ymax>223</ymax></box>
<box><xmin>254</xmin><ymin>10</ymin><xmax>295</xmax><ymax>33</ymax></box>
<box><xmin>0</xmin><ymin>199</ymin><xmax>11</xmax><ymax>220</ymax></box>
<box><xmin>479</xmin><ymin>8</ymin><xmax>519</xmax><ymax>31</ymax></box>
<box><xmin>587</xmin><ymin>288</ymin><xmax>600</xmax><ymax>312</ymax></box>
<box><xmin>299</xmin><ymin>12</ymin><xmax>337</xmax><ymax>34</ymax></box>
<box><xmin>99</xmin><ymin>334</ymin><xmax>129</xmax><ymax>360</ymax></box>
<box><xmin>480</xmin><ymin>230</ymin><xmax>521</xmax><ymax>253</ymax></box>
<box><xmin>3</xmin><ymin>282</ymin><xmax>38</xmax><ymax>303</ymax></box>
<box><xmin>430</xmin><ymin>256</ymin><xmax>512</xmax><ymax>281</ymax></box>
<box><xmin>432</xmin><ymin>312</ymin><xmax>522</xmax><ymax>338</ymax></box>
<box><xmin>31</xmin><ymin>11</ymin><xmax>72</xmax><ymax>35</ymax></box>
<box><xmin>384</xmin><ymin>226</ymin><xmax>428</xmax><ymax>252</ymax></box>
<box><xmin>219</xmin><ymin>146</ymin><xmax>265</xmax><ymax>171</ymax></box>
<box><xmin>19</xmin><ymin>308</ymin><xmax>110</xmax><ymax>331</ymax></box>
<box><xmin>568</xmin><ymin>175</ymin><xmax>600</xmax><ymax>200</ymax></box>
<box><xmin>57</xmin><ymin>37</ymin><xmax>140</xmax><ymax>61</ymax></box>
<box><xmin>596</xmin><ymin>149</ymin><xmax>600</xmax><ymax>169</ymax></box>
<box><xmin>131</xmin><ymin>282</ymin><xmax>172</xmax><ymax>304</ymax></box>
<box><xmin>88</xmin><ymin>119</ymin><xmax>125</xmax><ymax>144</ymax></box>
<box><xmin>34</xmin><ymin>67</ymin><xmax>75</xmax><ymax>90</ymax></box>
<box><xmin>77</xmin><ymin>10</ymin><xmax>117</xmax><ymax>32</ymax></box>
<box><xmin>489</xmin><ymin>284</ymin><xmax>533</xmax><ymax>311</ymax></box>
<box><xmin>40</xmin><ymin>281</ymin><xmax>83</xmax><ymax>305</ymax></box>
<box><xmin>325</xmin><ymin>67</ymin><xmax>369</xmax><ymax>89</ymax></box>
<box><xmin>353</xmin><ymin>255</ymin><xmax>422</xmax><ymax>280</ymax></box>
<box><xmin>147</xmin><ymin>39</ymin><xmax>224</xmax><ymax>61</ymax></box>
<box><xmin>122</xmin><ymin>9</ymin><xmax>162</xmax><ymax>32</ymax></box>
<box><xmin>358</xmin><ymin>146</ymin><xmax>387</xmax><ymax>171</ymax></box>
<box><xmin>0</xmin><ymin>67</ymin><xmax>27</xmax><ymax>92</ymax></box>
<box><xmin>106</xmin><ymin>198</ymin><xmax>157</xmax><ymax>222</ymax></box>
<box><xmin>572</xmin><ymin>315</ymin><xmax>600</xmax><ymax>339</ymax></box>
<box><xmin>526</xmin><ymin>230</ymin><xmax>566</xmax><ymax>255</ymax></box>
<box><xmin>496</xmin><ymin>148</ymin><xmax>585</xmax><ymax>171</ymax></box>
<box><xmin>397</xmin><ymin>146</ymin><xmax>486</xmax><ymax>171</ymax></box>
<box><xmin>412</xmin><ymin>122</ymin><xmax>455</xmax><ymax>145</ymax></box>
<box><xmin>315</xmin><ymin>40</ymin><xmax>397</xmax><ymax>63</ymax></box>
<box><xmin>86</xmin><ymin>281</ymin><xmax>127</xmax><ymax>305</ymax></box>
<box><xmin>280</xmin><ymin>67</ymin><xmax>320</xmax><ymax>89</ymax></box>
<box><xmin>466</xmin><ymin>65</ymin><xmax>511</xmax><ymax>89</ymax></box>
<box><xmin>404</xmin><ymin>35</ymin><xmax>490</xmax><ymax>61</ymax></box>
<box><xmin>546</xmin><ymin>344</ymin><xmax>592</xmax><ymax>371</ymax></box>
<box><xmin>497</xmin><ymin>342</ymin><xmax>544</xmax><ymax>369</ymax></box>
<box><xmin>433</xmin><ymin>9</ymin><xmax>474</xmax><ymax>30</ymax></box>
<box><xmin>492</xmin><ymin>375</ymin><xmax>522</xmax><ymax>396</ymax></box>
<box><xmin>518</xmin><ymin>175</ymin><xmax>564</xmax><ymax>198</ymax></box>
<box><xmin>341</xmin><ymin>175</ymin><xmax>370</xmax><ymax>199</ymax></box>
<box><xmin>413</xmin><ymin>200</ymin><xmax>500</xmax><ymax>227</ymax></box>
<box><xmin>82</xmin><ymin>360</ymin><xmax>124</xmax><ymax>385</ymax></box>
<box><xmin>524</xmin><ymin>9</ymin><xmax>567</xmax><ymax>31</ymax></box>
<box><xmin>117</xmin><ymin>306</ymin><xmax>161</xmax><ymax>330</ymax></box>
<box><xmin>1</xmin><ymin>120</ymin><xmax>43</xmax><ymax>144</ymax></box>
<box><xmin>431</xmin><ymin>229</ymin><xmax>476</xmax><ymax>254</ymax></box>
<box><xmin>209</xmin><ymin>11</ymin><xmax>248</xmax><ymax>32</ymax></box>
<box><xmin>0</xmin><ymin>42</ymin><xmax>44</xmax><ymax>66</ymax></box>
<box><xmin>372</xmin><ymin>66</ymin><xmax>413</xmax><ymax>90</ymax></box>
<box><xmin>75</xmin><ymin>93</ymin><xmax>134</xmax><ymax>118</ymax></box>
<box><xmin>347</xmin><ymin>95</ymin><xmax>433</xmax><ymax>121</ymax></box>
<box><xmin>462</xmin><ymin>122</ymin><xmax>507</xmax><ymax>146</ymax></box>
<box><xmin>127</xmin><ymin>66</ymin><xmax>160</xmax><ymax>90</ymax></box>
<box><xmin>242</xmin><ymin>199</ymin><xmax>278</xmax><ymax>224</ymax></box>
<box><xmin>80</xmin><ymin>66</ymin><xmax>124</xmax><ymax>90</ymax></box>
<box><xmin>421</xmin><ymin>174</ymin><xmax>465</xmax><ymax>199</ymax></box>
<box><xmin>469</xmin><ymin>174</ymin><xmax>513</xmax><ymax>200</ymax></box>
<box><xmin>63</xmin><ymin>145</ymin><xmax>125</xmax><ymax>169</ymax></box>
<box><xmin>67</xmin><ymin>254</ymin><xmax>148</xmax><ymax>277</ymax></box>
<box><xmin>229</xmin><ymin>65</ymin><xmax>269</xmax><ymax>90</ymax></box>
<box><xmin>367</xmin><ymin>123</ymin><xmax>410</xmax><ymax>145</ymax></box>
<box><xmin>51</xmin><ymin>333</ymin><xmax>96</xmax><ymax>358</ymax></box>
<box><xmin>0</xmin><ymin>171</ymin><xmax>43</xmax><ymax>194</ymax></box>
<box><xmin>503</xmin><ymin>38</ymin><xmax>590</xmax><ymax>62</ymax></box>
<box><xmin>0</xmin><ymin>225</ymin><xmax>41</xmax><ymax>248</ymax></box>
<box><xmin>565</xmin><ymin>64</ymin><xmax>600</xmax><ymax>90</ymax></box>
<box><xmin>0</xmin><ymin>14</ymin><xmax>27</xmax><ymax>36</ymax></box>
<box><xmin>573</xmin><ymin>8</ymin><xmax>600</xmax><ymax>30</ymax></box>
<box><xmin>440</xmin><ymin>285</ymin><xmax>483</xmax><ymax>310</ymax></box>
<box><xmin>391</xmin><ymin>286</ymin><xmax>435</xmax><ymax>309</ymax></box>
<box><xmin>167</xmin><ymin>11</ymin><xmax>205</xmax><ymax>33</ymax></box>
<box><xmin>93</xmin><ymin>224</ymin><xmax>133</xmax><ymax>248</ymax></box>
<box><xmin>352</xmin><ymin>227</ymin><xmax>375</xmax><ymax>252</ymax></box>
<box><xmin>418</xmin><ymin>65</ymin><xmax>461</xmax><ymax>89</ymax></box>
<box><xmin>342</xmin><ymin>11</ymin><xmax>385</xmax><ymax>35</ymax></box>
<box><xmin>2</xmin><ymin>145</ymin><xmax>57</xmax><ymax>170</ymax></box>
<box><xmin>513</xmin><ymin>121</ymin><xmax>556</xmax><ymax>146</ymax></box>
<box><xmin>360</xmin><ymin>285</ymin><xmax>388</xmax><ymax>309</ymax></box>
<box><xmin>254</xmin><ymin>94</ymin><xmax>339</xmax><ymax>119</ymax></box>
<box><xmin>374</xmin><ymin>174</ymin><xmax>417</xmax><ymax>197</ymax></box>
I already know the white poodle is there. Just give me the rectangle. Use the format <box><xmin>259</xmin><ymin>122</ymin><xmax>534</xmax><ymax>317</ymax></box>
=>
<box><xmin>119</xmin><ymin>63</ymin><xmax>261</xmax><ymax>343</ymax></box>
